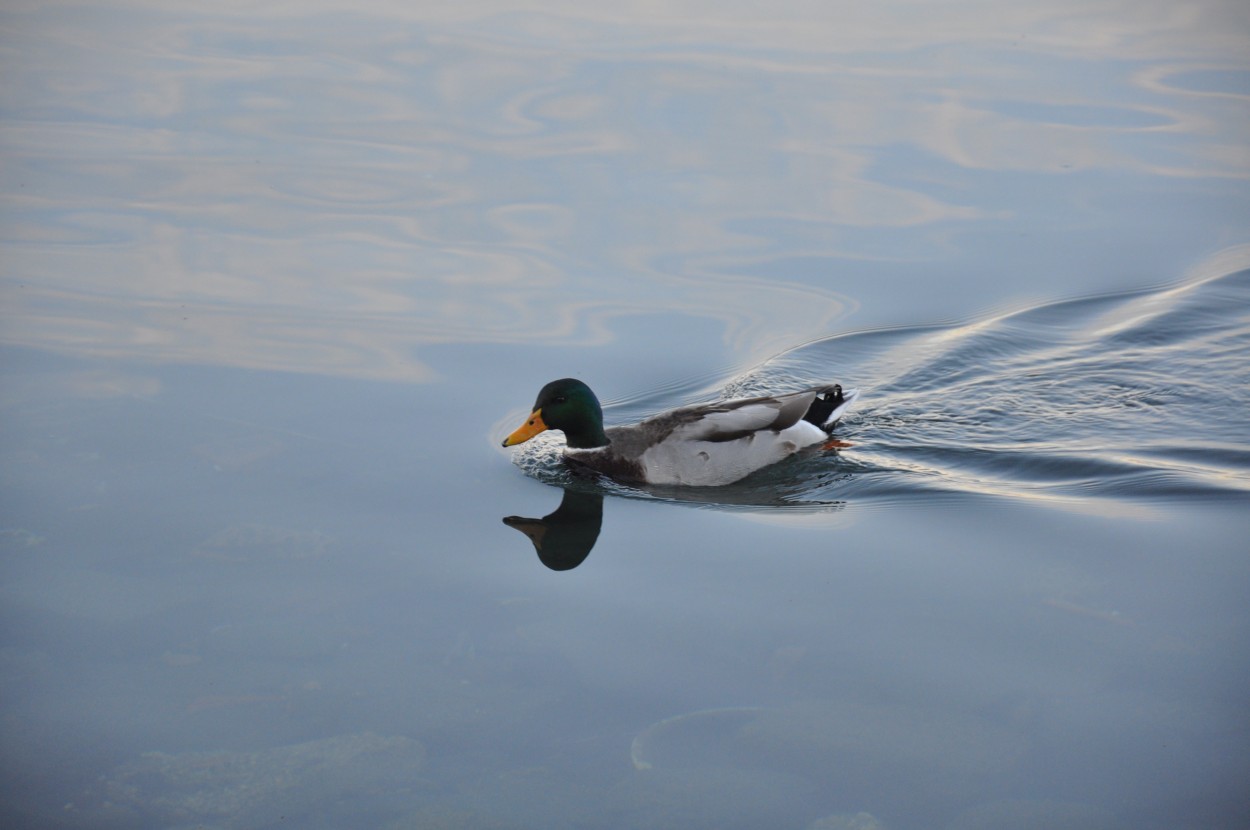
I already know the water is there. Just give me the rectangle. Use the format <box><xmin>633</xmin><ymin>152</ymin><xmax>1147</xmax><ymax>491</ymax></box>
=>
<box><xmin>2</xmin><ymin>2</ymin><xmax>1249</xmax><ymax>829</ymax></box>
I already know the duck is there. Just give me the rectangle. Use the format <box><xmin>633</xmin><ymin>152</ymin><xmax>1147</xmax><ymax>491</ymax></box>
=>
<box><xmin>502</xmin><ymin>378</ymin><xmax>859</xmax><ymax>486</ymax></box>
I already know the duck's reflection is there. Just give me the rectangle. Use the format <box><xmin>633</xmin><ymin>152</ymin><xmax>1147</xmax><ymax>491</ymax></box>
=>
<box><xmin>503</xmin><ymin>488</ymin><xmax>603</xmax><ymax>571</ymax></box>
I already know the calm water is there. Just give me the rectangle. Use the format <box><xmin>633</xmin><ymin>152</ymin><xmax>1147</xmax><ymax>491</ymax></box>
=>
<box><xmin>2</xmin><ymin>2</ymin><xmax>1249</xmax><ymax>829</ymax></box>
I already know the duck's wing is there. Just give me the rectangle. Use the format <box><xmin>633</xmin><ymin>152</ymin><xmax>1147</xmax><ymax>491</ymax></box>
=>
<box><xmin>662</xmin><ymin>389</ymin><xmax>820</xmax><ymax>443</ymax></box>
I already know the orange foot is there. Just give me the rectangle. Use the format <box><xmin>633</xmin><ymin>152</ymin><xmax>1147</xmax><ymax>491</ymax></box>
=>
<box><xmin>822</xmin><ymin>438</ymin><xmax>853</xmax><ymax>450</ymax></box>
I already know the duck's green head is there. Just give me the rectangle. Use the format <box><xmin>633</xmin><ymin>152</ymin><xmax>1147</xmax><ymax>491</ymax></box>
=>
<box><xmin>503</xmin><ymin>378</ymin><xmax>608</xmax><ymax>450</ymax></box>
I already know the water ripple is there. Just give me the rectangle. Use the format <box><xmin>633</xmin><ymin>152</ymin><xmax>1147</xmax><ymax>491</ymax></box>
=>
<box><xmin>812</xmin><ymin>250</ymin><xmax>1250</xmax><ymax>506</ymax></box>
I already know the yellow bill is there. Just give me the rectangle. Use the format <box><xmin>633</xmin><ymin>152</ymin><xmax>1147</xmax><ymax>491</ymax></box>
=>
<box><xmin>502</xmin><ymin>409</ymin><xmax>548</xmax><ymax>447</ymax></box>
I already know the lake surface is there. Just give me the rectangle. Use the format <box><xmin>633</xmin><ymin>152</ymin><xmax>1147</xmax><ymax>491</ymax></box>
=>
<box><xmin>2</xmin><ymin>2</ymin><xmax>1249</xmax><ymax>829</ymax></box>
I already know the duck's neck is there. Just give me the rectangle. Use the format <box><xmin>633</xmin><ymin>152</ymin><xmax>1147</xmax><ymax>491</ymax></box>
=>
<box><xmin>566</xmin><ymin>423</ymin><xmax>609</xmax><ymax>450</ymax></box>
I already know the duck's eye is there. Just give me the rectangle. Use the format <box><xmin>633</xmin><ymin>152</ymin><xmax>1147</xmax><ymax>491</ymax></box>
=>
<box><xmin>553</xmin><ymin>396</ymin><xmax>567</xmax><ymax>404</ymax></box>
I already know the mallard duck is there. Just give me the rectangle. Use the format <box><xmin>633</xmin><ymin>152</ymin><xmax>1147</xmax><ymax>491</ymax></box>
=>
<box><xmin>502</xmin><ymin>378</ymin><xmax>859</xmax><ymax>486</ymax></box>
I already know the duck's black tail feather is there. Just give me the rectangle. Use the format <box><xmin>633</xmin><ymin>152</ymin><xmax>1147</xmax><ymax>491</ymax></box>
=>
<box><xmin>802</xmin><ymin>384</ymin><xmax>845</xmax><ymax>430</ymax></box>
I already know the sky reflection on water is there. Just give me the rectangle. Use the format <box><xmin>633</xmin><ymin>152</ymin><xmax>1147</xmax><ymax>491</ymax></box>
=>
<box><xmin>2</xmin><ymin>2</ymin><xmax>1250</xmax><ymax>829</ymax></box>
<box><xmin>3</xmin><ymin>0</ymin><xmax>1248</xmax><ymax>378</ymax></box>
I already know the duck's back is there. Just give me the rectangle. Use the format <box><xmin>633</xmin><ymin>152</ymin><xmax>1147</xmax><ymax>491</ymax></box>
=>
<box><xmin>564</xmin><ymin>385</ymin><xmax>856</xmax><ymax>487</ymax></box>
<box><xmin>593</xmin><ymin>389</ymin><xmax>831</xmax><ymax>486</ymax></box>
